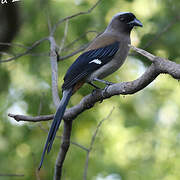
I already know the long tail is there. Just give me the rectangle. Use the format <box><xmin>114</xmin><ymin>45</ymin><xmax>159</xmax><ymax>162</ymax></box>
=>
<box><xmin>38</xmin><ymin>88</ymin><xmax>73</xmax><ymax>170</ymax></box>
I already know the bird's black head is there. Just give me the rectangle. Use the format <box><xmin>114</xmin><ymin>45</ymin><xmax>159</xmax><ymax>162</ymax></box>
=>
<box><xmin>106</xmin><ymin>12</ymin><xmax>143</xmax><ymax>34</ymax></box>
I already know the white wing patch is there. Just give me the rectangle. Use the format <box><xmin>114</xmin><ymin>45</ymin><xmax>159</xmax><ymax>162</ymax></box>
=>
<box><xmin>89</xmin><ymin>59</ymin><xmax>102</xmax><ymax>65</ymax></box>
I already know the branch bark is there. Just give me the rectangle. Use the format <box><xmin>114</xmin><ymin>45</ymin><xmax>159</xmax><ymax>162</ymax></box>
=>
<box><xmin>54</xmin><ymin>120</ymin><xmax>73</xmax><ymax>180</ymax></box>
<box><xmin>49</xmin><ymin>36</ymin><xmax>60</xmax><ymax>108</ymax></box>
<box><xmin>9</xmin><ymin>45</ymin><xmax>180</xmax><ymax>124</ymax></box>
<box><xmin>8</xmin><ymin>44</ymin><xmax>180</xmax><ymax>179</ymax></box>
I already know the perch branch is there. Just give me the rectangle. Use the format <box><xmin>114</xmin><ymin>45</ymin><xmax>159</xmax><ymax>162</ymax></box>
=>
<box><xmin>9</xmin><ymin>46</ymin><xmax>180</xmax><ymax>123</ymax></box>
<box><xmin>8</xmin><ymin>45</ymin><xmax>180</xmax><ymax>180</ymax></box>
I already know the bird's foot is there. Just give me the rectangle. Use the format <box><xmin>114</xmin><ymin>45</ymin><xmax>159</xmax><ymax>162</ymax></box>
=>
<box><xmin>92</xmin><ymin>88</ymin><xmax>102</xmax><ymax>96</ymax></box>
<box><xmin>93</xmin><ymin>77</ymin><xmax>114</xmax><ymax>86</ymax></box>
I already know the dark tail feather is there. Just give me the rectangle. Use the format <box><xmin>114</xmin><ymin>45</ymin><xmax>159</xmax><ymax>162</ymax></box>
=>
<box><xmin>38</xmin><ymin>88</ymin><xmax>73</xmax><ymax>170</ymax></box>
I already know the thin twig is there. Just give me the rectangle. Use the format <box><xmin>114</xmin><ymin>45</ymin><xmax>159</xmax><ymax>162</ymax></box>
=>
<box><xmin>8</xmin><ymin>46</ymin><xmax>180</xmax><ymax>124</ymax></box>
<box><xmin>46</xmin><ymin>11</ymin><xmax>52</xmax><ymax>33</ymax></box>
<box><xmin>51</xmin><ymin>0</ymin><xmax>102</xmax><ymax>35</ymax></box>
<box><xmin>144</xmin><ymin>16</ymin><xmax>179</xmax><ymax>49</ymax></box>
<box><xmin>0</xmin><ymin>37</ymin><xmax>48</xmax><ymax>63</ymax></box>
<box><xmin>62</xmin><ymin>30</ymin><xmax>99</xmax><ymax>52</ymax></box>
<box><xmin>58</xmin><ymin>19</ymin><xmax>69</xmax><ymax>54</ymax></box>
<box><xmin>58</xmin><ymin>31</ymin><xmax>101</xmax><ymax>61</ymax></box>
<box><xmin>39</xmin><ymin>122</ymin><xmax>89</xmax><ymax>151</ymax></box>
<box><xmin>58</xmin><ymin>43</ymin><xmax>89</xmax><ymax>61</ymax></box>
<box><xmin>28</xmin><ymin>52</ymin><xmax>49</xmax><ymax>57</ymax></box>
<box><xmin>83</xmin><ymin>107</ymin><xmax>115</xmax><ymax>180</ymax></box>
<box><xmin>0</xmin><ymin>51</ymin><xmax>14</xmax><ymax>56</ymax></box>
<box><xmin>129</xmin><ymin>45</ymin><xmax>155</xmax><ymax>61</ymax></box>
<box><xmin>8</xmin><ymin>113</ymin><xmax>54</xmax><ymax>122</ymax></box>
<box><xmin>0</xmin><ymin>174</ymin><xmax>24</xmax><ymax>177</ymax></box>
<box><xmin>71</xmin><ymin>141</ymin><xmax>89</xmax><ymax>152</ymax></box>
<box><xmin>0</xmin><ymin>42</ymin><xmax>28</xmax><ymax>49</ymax></box>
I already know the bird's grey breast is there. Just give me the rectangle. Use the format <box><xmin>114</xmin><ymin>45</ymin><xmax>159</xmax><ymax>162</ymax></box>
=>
<box><xmin>87</xmin><ymin>40</ymin><xmax>130</xmax><ymax>81</ymax></box>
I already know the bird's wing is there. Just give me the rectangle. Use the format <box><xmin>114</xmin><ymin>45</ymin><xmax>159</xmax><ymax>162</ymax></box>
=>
<box><xmin>62</xmin><ymin>41</ymin><xmax>119</xmax><ymax>90</ymax></box>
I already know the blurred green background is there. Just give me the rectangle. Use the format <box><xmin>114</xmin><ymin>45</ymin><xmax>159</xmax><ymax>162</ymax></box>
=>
<box><xmin>0</xmin><ymin>0</ymin><xmax>180</xmax><ymax>179</ymax></box>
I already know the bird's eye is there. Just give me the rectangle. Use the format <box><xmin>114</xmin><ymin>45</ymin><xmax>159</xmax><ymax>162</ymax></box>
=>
<box><xmin>119</xmin><ymin>17</ymin><xmax>125</xmax><ymax>21</ymax></box>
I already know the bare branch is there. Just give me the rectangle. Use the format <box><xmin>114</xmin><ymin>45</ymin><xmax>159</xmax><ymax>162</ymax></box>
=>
<box><xmin>0</xmin><ymin>51</ymin><xmax>14</xmax><ymax>56</ymax></box>
<box><xmin>58</xmin><ymin>43</ymin><xmax>89</xmax><ymax>61</ymax></box>
<box><xmin>0</xmin><ymin>42</ymin><xmax>28</xmax><ymax>49</ymax></box>
<box><xmin>129</xmin><ymin>45</ymin><xmax>180</xmax><ymax>79</ymax></box>
<box><xmin>46</xmin><ymin>11</ymin><xmax>52</xmax><ymax>33</ymax></box>
<box><xmin>8</xmin><ymin>45</ymin><xmax>180</xmax><ymax>179</ymax></box>
<box><xmin>38</xmin><ymin>121</ymin><xmax>89</xmax><ymax>151</ymax></box>
<box><xmin>0</xmin><ymin>37</ymin><xmax>48</xmax><ymax>63</ymax></box>
<box><xmin>0</xmin><ymin>174</ymin><xmax>24</xmax><ymax>177</ymax></box>
<box><xmin>58</xmin><ymin>19</ymin><xmax>69</xmax><ymax>54</ymax></box>
<box><xmin>144</xmin><ymin>16</ymin><xmax>180</xmax><ymax>49</ymax></box>
<box><xmin>8</xmin><ymin>46</ymin><xmax>180</xmax><ymax>124</ymax></box>
<box><xmin>58</xmin><ymin>31</ymin><xmax>101</xmax><ymax>61</ymax></box>
<box><xmin>49</xmin><ymin>36</ymin><xmax>60</xmax><ymax>108</ymax></box>
<box><xmin>71</xmin><ymin>141</ymin><xmax>89</xmax><ymax>152</ymax></box>
<box><xmin>62</xmin><ymin>30</ymin><xmax>99</xmax><ymax>52</ymax></box>
<box><xmin>54</xmin><ymin>121</ymin><xmax>73</xmax><ymax>180</ymax></box>
<box><xmin>129</xmin><ymin>45</ymin><xmax>155</xmax><ymax>61</ymax></box>
<box><xmin>8</xmin><ymin>113</ymin><xmax>53</xmax><ymax>122</ymax></box>
<box><xmin>51</xmin><ymin>0</ymin><xmax>102</xmax><ymax>35</ymax></box>
<box><xmin>83</xmin><ymin>107</ymin><xmax>115</xmax><ymax>180</ymax></box>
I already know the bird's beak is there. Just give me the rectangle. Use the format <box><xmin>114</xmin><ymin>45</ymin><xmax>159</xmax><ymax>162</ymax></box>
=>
<box><xmin>128</xmin><ymin>18</ymin><xmax>143</xmax><ymax>27</ymax></box>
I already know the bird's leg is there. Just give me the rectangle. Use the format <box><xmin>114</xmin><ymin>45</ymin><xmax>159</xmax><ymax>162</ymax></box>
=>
<box><xmin>93</xmin><ymin>78</ymin><xmax>114</xmax><ymax>86</ymax></box>
<box><xmin>93</xmin><ymin>78</ymin><xmax>114</xmax><ymax>98</ymax></box>
<box><xmin>88</xmin><ymin>82</ymin><xmax>101</xmax><ymax>89</ymax></box>
<box><xmin>88</xmin><ymin>82</ymin><xmax>102</xmax><ymax>97</ymax></box>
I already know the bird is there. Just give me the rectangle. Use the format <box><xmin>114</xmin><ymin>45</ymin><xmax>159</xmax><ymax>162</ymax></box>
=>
<box><xmin>39</xmin><ymin>12</ymin><xmax>143</xmax><ymax>169</ymax></box>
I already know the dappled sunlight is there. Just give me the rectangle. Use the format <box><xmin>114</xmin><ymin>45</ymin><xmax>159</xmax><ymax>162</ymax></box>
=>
<box><xmin>9</xmin><ymin>63</ymin><xmax>50</xmax><ymax>93</ymax></box>
<box><xmin>157</xmin><ymin>100</ymin><xmax>179</xmax><ymax>126</ymax></box>
<box><xmin>16</xmin><ymin>143</ymin><xmax>31</xmax><ymax>158</ymax></box>
<box><xmin>134</xmin><ymin>91</ymin><xmax>157</xmax><ymax>120</ymax></box>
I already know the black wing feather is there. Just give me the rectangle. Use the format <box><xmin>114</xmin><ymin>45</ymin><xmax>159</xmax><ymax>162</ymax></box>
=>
<box><xmin>62</xmin><ymin>41</ymin><xmax>119</xmax><ymax>90</ymax></box>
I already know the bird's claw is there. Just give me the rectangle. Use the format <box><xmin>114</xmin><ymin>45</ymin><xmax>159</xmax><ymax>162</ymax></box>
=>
<box><xmin>105</xmin><ymin>81</ymin><xmax>114</xmax><ymax>86</ymax></box>
<box><xmin>92</xmin><ymin>88</ymin><xmax>101</xmax><ymax>96</ymax></box>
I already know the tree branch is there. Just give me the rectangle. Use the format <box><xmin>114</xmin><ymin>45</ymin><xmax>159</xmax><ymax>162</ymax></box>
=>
<box><xmin>51</xmin><ymin>0</ymin><xmax>102</xmax><ymax>35</ymax></box>
<box><xmin>58</xmin><ymin>19</ymin><xmax>69</xmax><ymax>54</ymax></box>
<box><xmin>144</xmin><ymin>15</ymin><xmax>180</xmax><ymax>49</ymax></box>
<box><xmin>8</xmin><ymin>113</ymin><xmax>53</xmax><ymax>122</ymax></box>
<box><xmin>54</xmin><ymin>120</ymin><xmax>73</xmax><ymax>180</ymax></box>
<box><xmin>61</xmin><ymin>30</ymin><xmax>99</xmax><ymax>52</ymax></box>
<box><xmin>8</xmin><ymin>45</ymin><xmax>180</xmax><ymax>180</ymax></box>
<box><xmin>0</xmin><ymin>37</ymin><xmax>48</xmax><ymax>63</ymax></box>
<box><xmin>8</xmin><ymin>46</ymin><xmax>180</xmax><ymax>124</ymax></box>
<box><xmin>0</xmin><ymin>173</ymin><xmax>24</xmax><ymax>177</ymax></box>
<box><xmin>49</xmin><ymin>36</ymin><xmax>60</xmax><ymax>108</ymax></box>
<box><xmin>83</xmin><ymin>107</ymin><xmax>115</xmax><ymax>180</ymax></box>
